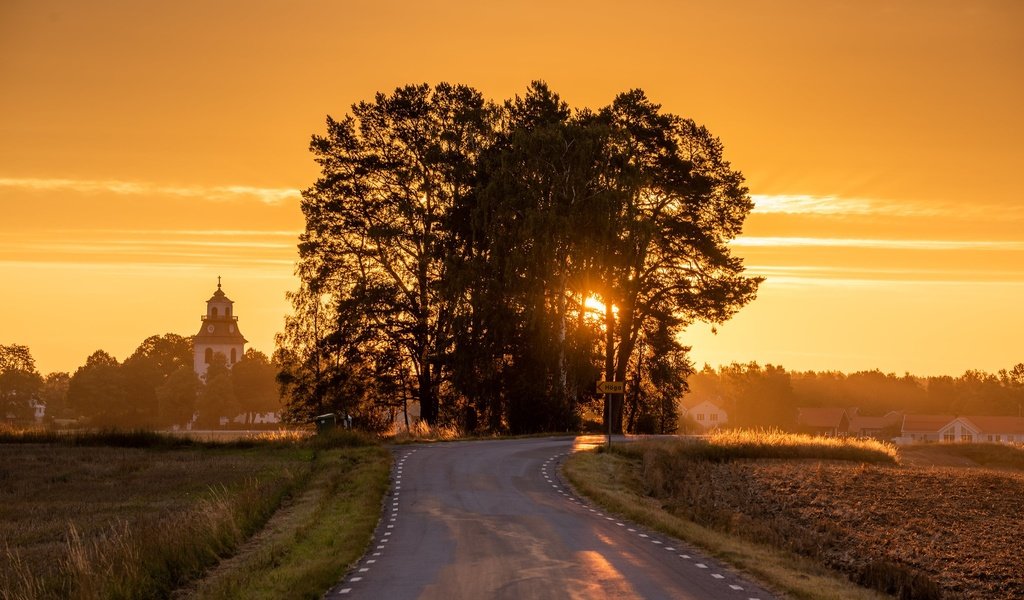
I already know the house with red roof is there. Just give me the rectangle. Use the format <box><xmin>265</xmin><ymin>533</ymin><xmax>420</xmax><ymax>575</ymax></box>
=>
<box><xmin>897</xmin><ymin>414</ymin><xmax>1024</xmax><ymax>444</ymax></box>
<box><xmin>796</xmin><ymin>407</ymin><xmax>850</xmax><ymax>436</ymax></box>
<box><xmin>847</xmin><ymin>409</ymin><xmax>903</xmax><ymax>439</ymax></box>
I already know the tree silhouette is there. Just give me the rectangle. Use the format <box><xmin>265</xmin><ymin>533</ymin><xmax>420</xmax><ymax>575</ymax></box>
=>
<box><xmin>0</xmin><ymin>344</ymin><xmax>43</xmax><ymax>422</ymax></box>
<box><xmin>67</xmin><ymin>350</ymin><xmax>126</xmax><ymax>426</ymax></box>
<box><xmin>282</xmin><ymin>81</ymin><xmax>762</xmax><ymax>433</ymax></box>
<box><xmin>291</xmin><ymin>82</ymin><xmax>494</xmax><ymax>425</ymax></box>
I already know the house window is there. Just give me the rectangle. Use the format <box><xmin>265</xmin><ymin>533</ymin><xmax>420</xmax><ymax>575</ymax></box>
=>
<box><xmin>988</xmin><ymin>435</ymin><xmax>994</xmax><ymax>442</ymax></box>
<box><xmin>995</xmin><ymin>435</ymin><xmax>1001</xmax><ymax>442</ymax></box>
<box><xmin>696</xmin><ymin>414</ymin><xmax>705</xmax><ymax>421</ymax></box>
<box><xmin>961</xmin><ymin>434</ymin><xmax>973</xmax><ymax>443</ymax></box>
<box><xmin>710</xmin><ymin>413</ymin><xmax>718</xmax><ymax>422</ymax></box>
<box><xmin>942</xmin><ymin>433</ymin><xmax>955</xmax><ymax>442</ymax></box>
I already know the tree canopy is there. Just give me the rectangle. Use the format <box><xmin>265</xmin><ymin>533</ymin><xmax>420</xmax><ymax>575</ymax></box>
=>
<box><xmin>0</xmin><ymin>343</ymin><xmax>43</xmax><ymax>422</ymax></box>
<box><xmin>279</xmin><ymin>81</ymin><xmax>762</xmax><ymax>434</ymax></box>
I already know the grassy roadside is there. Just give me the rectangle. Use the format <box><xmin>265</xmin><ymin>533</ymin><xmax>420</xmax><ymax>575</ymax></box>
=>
<box><xmin>176</xmin><ymin>444</ymin><xmax>391</xmax><ymax>600</ymax></box>
<box><xmin>563</xmin><ymin>448</ymin><xmax>888</xmax><ymax>600</ymax></box>
<box><xmin>0</xmin><ymin>429</ymin><xmax>390</xmax><ymax>600</ymax></box>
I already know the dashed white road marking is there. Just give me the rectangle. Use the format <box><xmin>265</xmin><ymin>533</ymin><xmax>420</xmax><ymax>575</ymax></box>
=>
<box><xmin>544</xmin><ymin>450</ymin><xmax>768</xmax><ymax>600</ymax></box>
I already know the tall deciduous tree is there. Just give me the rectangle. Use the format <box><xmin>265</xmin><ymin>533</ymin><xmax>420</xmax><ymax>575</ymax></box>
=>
<box><xmin>121</xmin><ymin>334</ymin><xmax>193</xmax><ymax>427</ymax></box>
<box><xmin>588</xmin><ymin>91</ymin><xmax>761</xmax><ymax>433</ymax></box>
<box><xmin>67</xmin><ymin>350</ymin><xmax>126</xmax><ymax>426</ymax></box>
<box><xmin>156</xmin><ymin>366</ymin><xmax>199</xmax><ymax>426</ymax></box>
<box><xmin>0</xmin><ymin>344</ymin><xmax>43</xmax><ymax>422</ymax></box>
<box><xmin>232</xmin><ymin>349</ymin><xmax>280</xmax><ymax>422</ymax></box>
<box><xmin>197</xmin><ymin>353</ymin><xmax>236</xmax><ymax>428</ymax></box>
<box><xmin>292</xmin><ymin>83</ymin><xmax>495</xmax><ymax>425</ymax></box>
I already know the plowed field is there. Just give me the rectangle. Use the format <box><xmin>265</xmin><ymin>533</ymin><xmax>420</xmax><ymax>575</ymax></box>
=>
<box><xmin>654</xmin><ymin>457</ymin><xmax>1024</xmax><ymax>599</ymax></box>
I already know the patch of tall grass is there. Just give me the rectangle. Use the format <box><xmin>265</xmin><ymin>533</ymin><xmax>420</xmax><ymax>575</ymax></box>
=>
<box><xmin>0</xmin><ymin>426</ymin><xmax>322</xmax><ymax>450</ymax></box>
<box><xmin>613</xmin><ymin>429</ymin><xmax>899</xmax><ymax>464</ymax></box>
<box><xmin>2</xmin><ymin>472</ymin><xmax>306</xmax><ymax>600</ymax></box>
<box><xmin>388</xmin><ymin>421</ymin><xmax>462</xmax><ymax>443</ymax></box>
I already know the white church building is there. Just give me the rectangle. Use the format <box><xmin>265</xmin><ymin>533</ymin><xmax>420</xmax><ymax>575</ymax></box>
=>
<box><xmin>193</xmin><ymin>278</ymin><xmax>247</xmax><ymax>378</ymax></box>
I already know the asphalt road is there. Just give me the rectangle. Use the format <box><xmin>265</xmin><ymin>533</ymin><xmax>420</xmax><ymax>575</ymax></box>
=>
<box><xmin>326</xmin><ymin>436</ymin><xmax>778</xmax><ymax>600</ymax></box>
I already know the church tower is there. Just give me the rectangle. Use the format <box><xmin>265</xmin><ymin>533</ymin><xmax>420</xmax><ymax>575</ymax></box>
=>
<box><xmin>193</xmin><ymin>277</ymin><xmax>247</xmax><ymax>378</ymax></box>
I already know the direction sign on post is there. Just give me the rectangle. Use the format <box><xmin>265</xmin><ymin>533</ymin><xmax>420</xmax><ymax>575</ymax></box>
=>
<box><xmin>596</xmin><ymin>380</ymin><xmax>625</xmax><ymax>394</ymax></box>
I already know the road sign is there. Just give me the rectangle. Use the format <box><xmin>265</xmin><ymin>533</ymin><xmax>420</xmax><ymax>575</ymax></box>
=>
<box><xmin>596</xmin><ymin>380</ymin><xmax>625</xmax><ymax>394</ymax></box>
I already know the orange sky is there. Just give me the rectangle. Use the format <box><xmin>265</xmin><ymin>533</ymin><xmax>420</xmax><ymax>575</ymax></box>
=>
<box><xmin>2</xmin><ymin>0</ymin><xmax>1022</xmax><ymax>376</ymax></box>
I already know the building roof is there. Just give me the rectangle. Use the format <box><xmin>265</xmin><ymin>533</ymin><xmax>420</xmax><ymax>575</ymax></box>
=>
<box><xmin>797</xmin><ymin>407</ymin><xmax>848</xmax><ymax>429</ymax></box>
<box><xmin>207</xmin><ymin>287</ymin><xmax>234</xmax><ymax>304</ymax></box>
<box><xmin>849</xmin><ymin>411</ymin><xmax>902</xmax><ymax>432</ymax></box>
<box><xmin>681</xmin><ymin>396</ymin><xmax>725</xmax><ymax>410</ymax></box>
<box><xmin>959</xmin><ymin>416</ymin><xmax>1024</xmax><ymax>435</ymax></box>
<box><xmin>900</xmin><ymin>414</ymin><xmax>1024</xmax><ymax>434</ymax></box>
<box><xmin>901</xmin><ymin>414</ymin><xmax>957</xmax><ymax>432</ymax></box>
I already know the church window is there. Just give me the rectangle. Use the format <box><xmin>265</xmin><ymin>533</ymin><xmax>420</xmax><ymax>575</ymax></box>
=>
<box><xmin>205</xmin><ymin>348</ymin><xmax>213</xmax><ymax>363</ymax></box>
<box><xmin>212</xmin><ymin>307</ymin><xmax>219</xmax><ymax>317</ymax></box>
<box><xmin>231</xmin><ymin>348</ymin><xmax>237</xmax><ymax>363</ymax></box>
<box><xmin>227</xmin><ymin>306</ymin><xmax>232</xmax><ymax>317</ymax></box>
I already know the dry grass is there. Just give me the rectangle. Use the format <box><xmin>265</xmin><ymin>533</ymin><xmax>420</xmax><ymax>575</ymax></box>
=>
<box><xmin>388</xmin><ymin>421</ymin><xmax>462</xmax><ymax>443</ymax></box>
<box><xmin>177</xmin><ymin>446</ymin><xmax>391</xmax><ymax>600</ymax></box>
<box><xmin>614</xmin><ymin>428</ymin><xmax>898</xmax><ymax>464</ymax></box>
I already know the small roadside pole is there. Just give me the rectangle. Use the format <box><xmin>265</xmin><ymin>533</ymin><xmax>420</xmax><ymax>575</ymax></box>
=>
<box><xmin>597</xmin><ymin>380</ymin><xmax>625</xmax><ymax>449</ymax></box>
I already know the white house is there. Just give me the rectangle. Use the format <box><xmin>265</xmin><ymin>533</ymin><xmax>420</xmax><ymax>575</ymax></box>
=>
<box><xmin>896</xmin><ymin>414</ymin><xmax>1024</xmax><ymax>444</ymax></box>
<box><xmin>680</xmin><ymin>398</ymin><xmax>728</xmax><ymax>430</ymax></box>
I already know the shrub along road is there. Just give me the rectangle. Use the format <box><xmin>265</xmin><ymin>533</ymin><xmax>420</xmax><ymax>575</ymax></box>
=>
<box><xmin>327</xmin><ymin>437</ymin><xmax>776</xmax><ymax>600</ymax></box>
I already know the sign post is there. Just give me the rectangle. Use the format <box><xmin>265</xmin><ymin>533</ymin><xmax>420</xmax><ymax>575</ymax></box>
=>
<box><xmin>597</xmin><ymin>381</ymin><xmax>625</xmax><ymax>449</ymax></box>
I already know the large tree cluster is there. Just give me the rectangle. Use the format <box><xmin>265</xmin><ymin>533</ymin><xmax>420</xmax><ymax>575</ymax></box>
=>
<box><xmin>61</xmin><ymin>336</ymin><xmax>280</xmax><ymax>429</ymax></box>
<box><xmin>277</xmin><ymin>82</ymin><xmax>761</xmax><ymax>434</ymax></box>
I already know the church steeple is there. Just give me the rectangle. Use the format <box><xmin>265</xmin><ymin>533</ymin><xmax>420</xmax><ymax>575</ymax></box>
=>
<box><xmin>193</xmin><ymin>278</ymin><xmax>247</xmax><ymax>377</ymax></box>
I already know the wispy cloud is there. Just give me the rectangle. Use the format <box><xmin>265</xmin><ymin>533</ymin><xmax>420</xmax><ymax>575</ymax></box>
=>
<box><xmin>746</xmin><ymin>264</ymin><xmax>1024</xmax><ymax>282</ymax></box>
<box><xmin>0</xmin><ymin>177</ymin><xmax>300</xmax><ymax>205</ymax></box>
<box><xmin>750</xmin><ymin>194</ymin><xmax>942</xmax><ymax>217</ymax></box>
<box><xmin>733</xmin><ymin>236</ymin><xmax>1024</xmax><ymax>251</ymax></box>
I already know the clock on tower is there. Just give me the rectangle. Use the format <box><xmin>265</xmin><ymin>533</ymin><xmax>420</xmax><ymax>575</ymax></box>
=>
<box><xmin>193</xmin><ymin>277</ymin><xmax>248</xmax><ymax>378</ymax></box>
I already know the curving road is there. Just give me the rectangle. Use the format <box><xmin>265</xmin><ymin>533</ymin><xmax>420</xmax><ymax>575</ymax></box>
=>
<box><xmin>326</xmin><ymin>436</ymin><xmax>778</xmax><ymax>600</ymax></box>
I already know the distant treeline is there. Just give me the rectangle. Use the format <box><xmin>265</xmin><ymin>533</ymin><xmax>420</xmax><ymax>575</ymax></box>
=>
<box><xmin>686</xmin><ymin>362</ymin><xmax>1024</xmax><ymax>429</ymax></box>
<box><xmin>1</xmin><ymin>337</ymin><xmax>278</xmax><ymax>429</ymax></box>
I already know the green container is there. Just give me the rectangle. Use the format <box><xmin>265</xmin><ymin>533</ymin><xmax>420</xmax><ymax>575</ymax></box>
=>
<box><xmin>314</xmin><ymin>413</ymin><xmax>337</xmax><ymax>433</ymax></box>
